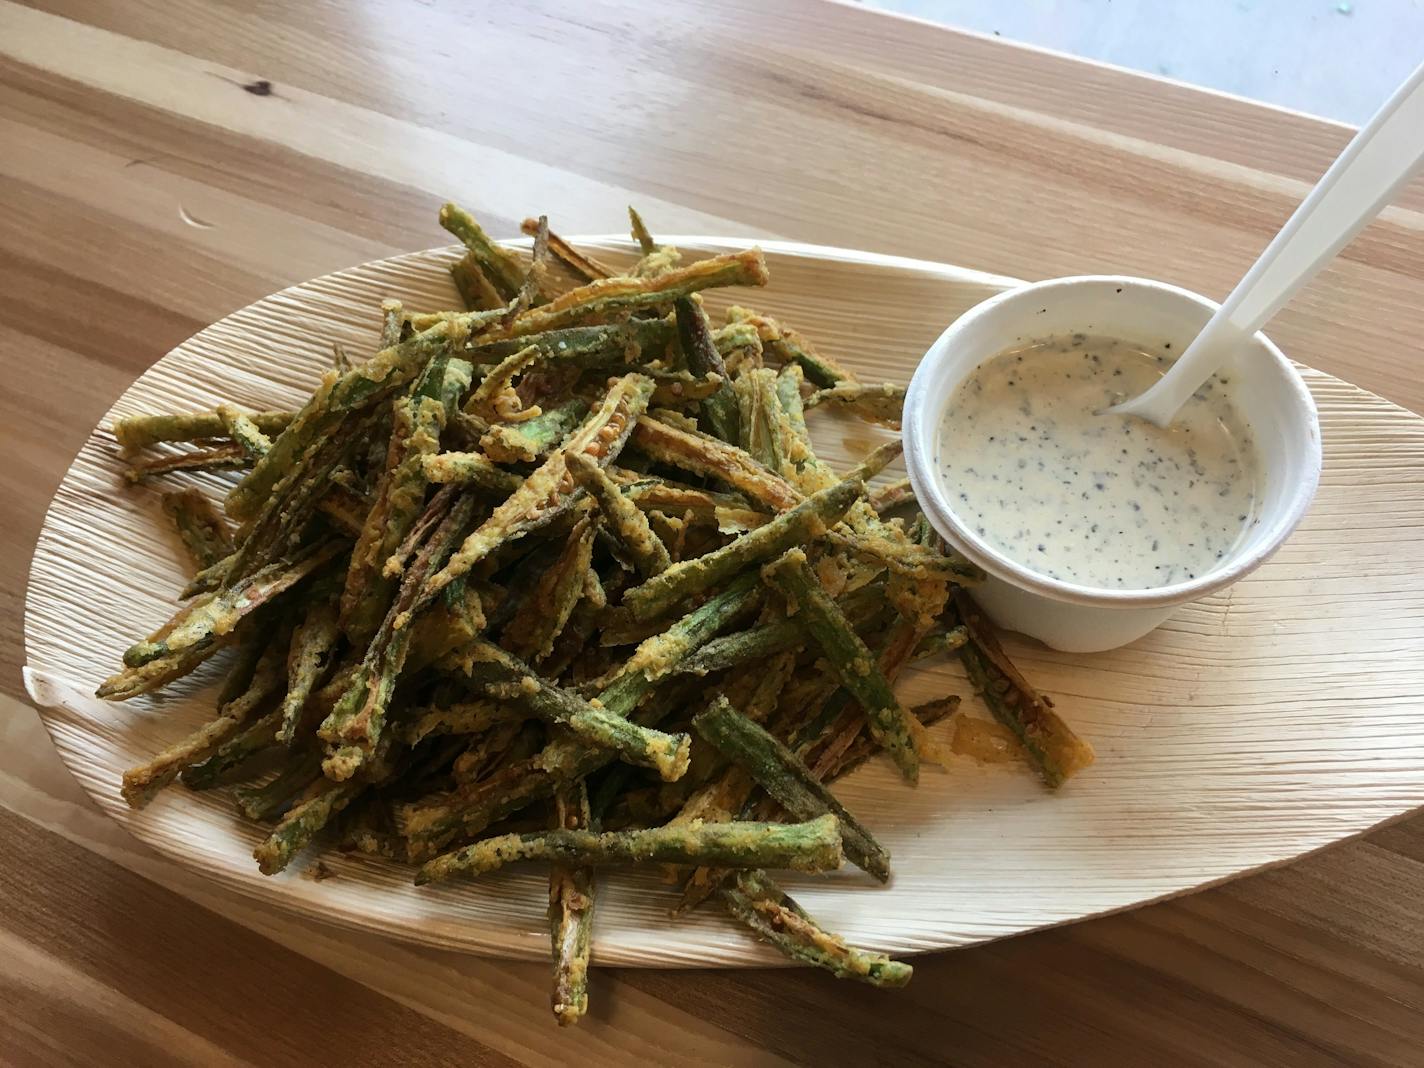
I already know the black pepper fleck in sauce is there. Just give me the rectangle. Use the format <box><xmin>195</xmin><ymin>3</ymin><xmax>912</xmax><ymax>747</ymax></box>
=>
<box><xmin>937</xmin><ymin>334</ymin><xmax>1261</xmax><ymax>589</ymax></box>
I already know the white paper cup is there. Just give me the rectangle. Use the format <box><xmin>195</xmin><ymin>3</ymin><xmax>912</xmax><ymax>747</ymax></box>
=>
<box><xmin>902</xmin><ymin>276</ymin><xmax>1322</xmax><ymax>652</ymax></box>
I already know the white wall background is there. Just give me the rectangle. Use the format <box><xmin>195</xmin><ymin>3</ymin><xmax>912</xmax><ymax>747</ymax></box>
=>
<box><xmin>858</xmin><ymin>0</ymin><xmax>1422</xmax><ymax>124</ymax></box>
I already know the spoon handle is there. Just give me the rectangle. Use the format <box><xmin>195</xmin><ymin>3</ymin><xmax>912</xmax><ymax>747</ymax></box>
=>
<box><xmin>1114</xmin><ymin>59</ymin><xmax>1424</xmax><ymax>426</ymax></box>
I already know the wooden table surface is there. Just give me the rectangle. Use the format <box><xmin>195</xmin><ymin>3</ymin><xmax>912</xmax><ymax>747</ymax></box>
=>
<box><xmin>3</xmin><ymin>2</ymin><xmax>1421</xmax><ymax>1064</ymax></box>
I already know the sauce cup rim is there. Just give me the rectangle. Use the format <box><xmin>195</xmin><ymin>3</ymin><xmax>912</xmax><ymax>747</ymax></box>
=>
<box><xmin>902</xmin><ymin>274</ymin><xmax>1323</xmax><ymax>611</ymax></box>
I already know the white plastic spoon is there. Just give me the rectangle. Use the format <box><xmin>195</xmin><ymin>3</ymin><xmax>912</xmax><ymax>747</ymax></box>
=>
<box><xmin>1108</xmin><ymin>59</ymin><xmax>1424</xmax><ymax>426</ymax></box>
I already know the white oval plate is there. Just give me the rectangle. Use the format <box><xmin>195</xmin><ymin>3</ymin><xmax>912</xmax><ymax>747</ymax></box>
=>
<box><xmin>22</xmin><ymin>239</ymin><xmax>1424</xmax><ymax>966</ymax></box>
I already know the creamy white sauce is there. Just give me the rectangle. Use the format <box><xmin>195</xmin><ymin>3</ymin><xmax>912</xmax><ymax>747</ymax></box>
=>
<box><xmin>935</xmin><ymin>334</ymin><xmax>1261</xmax><ymax>590</ymax></box>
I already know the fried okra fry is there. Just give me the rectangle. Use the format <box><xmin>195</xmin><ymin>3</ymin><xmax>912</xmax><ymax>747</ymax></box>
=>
<box><xmin>718</xmin><ymin>870</ymin><xmax>911</xmax><ymax>987</ymax></box>
<box><xmin>480</xmin><ymin>398</ymin><xmax>590</xmax><ymax>464</ymax></box>
<box><xmin>629</xmin><ymin>416</ymin><xmax>802</xmax><ymax>512</ymax></box>
<box><xmin>459</xmin><ymin>640</ymin><xmax>692</xmax><ymax>781</ymax></box>
<box><xmin>763</xmin><ymin>548</ymin><xmax>921</xmax><ymax>784</ymax></box>
<box><xmin>119</xmin><ymin>626</ymin><xmax>290</xmax><ymax>806</ymax></box>
<box><xmin>112</xmin><ymin>408</ymin><xmax>294</xmax><ymax>455</ymax></box>
<box><xmin>548</xmin><ymin>780</ymin><xmax>595</xmax><ymax>1027</ymax></box>
<box><xmin>276</xmin><ymin>598</ymin><xmax>342</xmax><ymax>745</ymax></box>
<box><xmin>340</xmin><ymin>356</ymin><xmax>473</xmax><ymax>643</ymax></box>
<box><xmin>726</xmin><ymin>306</ymin><xmax>857</xmax><ymax>388</ymax></box>
<box><xmin>493</xmin><ymin>249</ymin><xmax>769</xmax><ymax>340</ymax></box>
<box><xmin>694</xmin><ymin>697</ymin><xmax>890</xmax><ymax>881</ymax></box>
<box><xmin>805</xmin><ymin>382</ymin><xmax>906</xmax><ymax>427</ymax></box>
<box><xmin>160</xmin><ymin>489</ymin><xmax>234</xmax><ymax>572</ymax></box>
<box><xmin>216</xmin><ymin>403</ymin><xmax>275</xmax><ymax>462</ymax></box>
<box><xmin>565</xmin><ymin>451</ymin><xmax>670</xmax><ymax>579</ymax></box>
<box><xmin>522</xmin><ymin>217</ymin><xmax>617</xmax><ymax>282</ymax></box>
<box><xmin>502</xmin><ymin>513</ymin><xmax>599</xmax><ymax>661</ymax></box>
<box><xmin>227</xmin><ymin>317</ymin><xmax>474</xmax><ymax>522</ymax></box>
<box><xmin>439</xmin><ymin>202</ymin><xmax>527</xmax><ymax>299</ymax></box>
<box><xmin>675</xmin><ymin>296</ymin><xmax>739</xmax><ymax>443</ymax></box>
<box><xmin>421</xmin><ymin>451</ymin><xmax>523</xmax><ymax>494</ymax></box>
<box><xmin>954</xmin><ymin>592</ymin><xmax>1095</xmax><ymax>788</ymax></box>
<box><xmin>123</xmin><ymin>444</ymin><xmax>249</xmax><ymax>483</ymax></box>
<box><xmin>622</xmin><ymin>478</ymin><xmax>863</xmax><ymax>621</ymax></box>
<box><xmin>422</xmin><ymin>373</ymin><xmax>653</xmax><ymax>601</ymax></box>
<box><xmin>399</xmin><ymin>586</ymin><xmax>756</xmax><ymax>854</ymax></box>
<box><xmin>416</xmin><ymin>813</ymin><xmax>843</xmax><ymax>883</ymax></box>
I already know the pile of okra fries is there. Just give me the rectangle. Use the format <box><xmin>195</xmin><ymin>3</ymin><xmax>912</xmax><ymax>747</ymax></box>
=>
<box><xmin>102</xmin><ymin>204</ymin><xmax>1093</xmax><ymax>1023</ymax></box>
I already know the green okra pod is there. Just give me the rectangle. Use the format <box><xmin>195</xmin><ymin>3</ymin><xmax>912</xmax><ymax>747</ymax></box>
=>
<box><xmin>227</xmin><ymin>317</ymin><xmax>473</xmax><ymax>522</ymax></box>
<box><xmin>463</xmin><ymin>318</ymin><xmax>676</xmax><ymax>370</ymax></box>
<box><xmin>112</xmin><ymin>408</ymin><xmax>294</xmax><ymax>455</ymax></box>
<box><xmin>119</xmin><ymin>627</ymin><xmax>290</xmax><ymax>806</ymax></box>
<box><xmin>842</xmin><ymin>439</ymin><xmax>903</xmax><ymax>485</ymax></box>
<box><xmin>523</xmin><ymin>217</ymin><xmax>617</xmax><ymax>281</ymax></box>
<box><xmin>216</xmin><ymin>403</ymin><xmax>274</xmax><ymax>462</ymax></box>
<box><xmin>694</xmin><ymin>697</ymin><xmax>891</xmax><ymax>881</ymax></box>
<box><xmin>773</xmin><ymin>362</ymin><xmax>838</xmax><ymax>493</ymax></box>
<box><xmin>398</xmin><ymin>582</ymin><xmax>755</xmax><ymax>850</ymax></box>
<box><xmin>548</xmin><ymin>780</ymin><xmax>595</xmax><ymax>1027</ymax></box>
<box><xmin>120</xmin><ymin>541</ymin><xmax>341</xmax><ymax>668</ymax></box>
<box><xmin>421</xmin><ymin>451</ymin><xmax>523</xmax><ymax>493</ymax></box>
<box><xmin>735</xmin><ymin>367</ymin><xmax>787</xmax><ymax>474</ymax></box>
<box><xmin>718</xmin><ymin>870</ymin><xmax>911</xmax><ymax>987</ymax></box>
<box><xmin>458</xmin><ymin>640</ymin><xmax>691</xmax><ymax>781</ymax></box>
<box><xmin>629</xmin><ymin>415</ymin><xmax>802</xmax><ymax>512</ymax></box>
<box><xmin>234</xmin><ymin>752</ymin><xmax>324</xmax><ymax>822</ymax></box>
<box><xmin>438</xmin><ymin>202</ymin><xmax>527</xmax><ymax>299</ymax></box>
<box><xmin>322</xmin><ymin>492</ymin><xmax>481</xmax><ymax>779</ymax></box>
<box><xmin>805</xmin><ymin>382</ymin><xmax>906</xmax><ymax>427</ymax></box>
<box><xmin>480</xmin><ymin>397</ymin><xmax>590</xmax><ymax>464</ymax></box>
<box><xmin>160</xmin><ymin>489</ymin><xmax>234</xmax><ymax>572</ymax></box>
<box><xmin>955</xmin><ymin>593</ymin><xmax>1094</xmax><ymax>789</ymax></box>
<box><xmin>421</xmin><ymin>374</ymin><xmax>654</xmax><ymax>602</ymax></box>
<box><xmin>763</xmin><ymin>548</ymin><xmax>921</xmax><ymax>784</ymax></box>
<box><xmin>123</xmin><ymin>444</ymin><xmax>249</xmax><ymax>483</ymax></box>
<box><xmin>503</xmin><ymin>513</ymin><xmax>599</xmax><ymax>661</ymax></box>
<box><xmin>675</xmin><ymin>583</ymin><xmax>881</xmax><ymax>676</ymax></box>
<box><xmin>253</xmin><ymin>777</ymin><xmax>365</xmax><ymax>875</ymax></box>
<box><xmin>450</xmin><ymin>252</ymin><xmax>507</xmax><ymax>311</ymax></box>
<box><xmin>622</xmin><ymin>478</ymin><xmax>863</xmax><ymax>621</ymax></box>
<box><xmin>416</xmin><ymin>812</ymin><xmax>843</xmax><ymax>883</ymax></box>
<box><xmin>341</xmin><ymin>355</ymin><xmax>473</xmax><ymax>643</ymax></box>
<box><xmin>395</xmin><ymin>700</ymin><xmax>525</xmax><ymax>746</ymax></box>
<box><xmin>675</xmin><ymin>296</ymin><xmax>739</xmax><ymax>443</ymax></box>
<box><xmin>565</xmin><ymin>451</ymin><xmax>670</xmax><ymax>579</ymax></box>
<box><xmin>180</xmin><ymin>709</ymin><xmax>281</xmax><ymax>790</ymax></box>
<box><xmin>493</xmin><ymin>249</ymin><xmax>769</xmax><ymax>340</ymax></box>
<box><xmin>727</xmin><ymin>306</ymin><xmax>857</xmax><ymax>389</ymax></box>
<box><xmin>276</xmin><ymin>598</ymin><xmax>342</xmax><ymax>745</ymax></box>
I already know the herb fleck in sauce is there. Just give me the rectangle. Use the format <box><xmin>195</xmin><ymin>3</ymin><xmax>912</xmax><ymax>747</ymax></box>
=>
<box><xmin>936</xmin><ymin>335</ymin><xmax>1261</xmax><ymax>589</ymax></box>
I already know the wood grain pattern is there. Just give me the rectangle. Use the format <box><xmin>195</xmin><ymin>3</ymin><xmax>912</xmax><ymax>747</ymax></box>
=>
<box><xmin>2</xmin><ymin>0</ymin><xmax>1422</xmax><ymax>1062</ymax></box>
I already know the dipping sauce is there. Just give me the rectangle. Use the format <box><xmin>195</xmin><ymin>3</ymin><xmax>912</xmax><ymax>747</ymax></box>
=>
<box><xmin>935</xmin><ymin>334</ymin><xmax>1261</xmax><ymax>589</ymax></box>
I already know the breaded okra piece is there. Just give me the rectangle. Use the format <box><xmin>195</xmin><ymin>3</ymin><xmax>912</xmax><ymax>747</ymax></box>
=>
<box><xmin>718</xmin><ymin>870</ymin><xmax>911</xmax><ymax>987</ymax></box>
<box><xmin>548</xmin><ymin>780</ymin><xmax>595</xmax><ymax>1027</ymax></box>
<box><xmin>160</xmin><ymin>489</ymin><xmax>234</xmax><ymax>572</ymax></box>
<box><xmin>621</xmin><ymin>478</ymin><xmax>862</xmax><ymax>621</ymax></box>
<box><xmin>416</xmin><ymin>813</ymin><xmax>843</xmax><ymax>883</ymax></box>
<box><xmin>675</xmin><ymin>296</ymin><xmax>739</xmax><ymax>443</ymax></box>
<box><xmin>565</xmin><ymin>451</ymin><xmax>670</xmax><ymax>579</ymax></box>
<box><xmin>459</xmin><ymin>639</ymin><xmax>691</xmax><ymax>781</ymax></box>
<box><xmin>694</xmin><ymin>697</ymin><xmax>890</xmax><ymax>881</ymax></box>
<box><xmin>762</xmin><ymin>548</ymin><xmax>921</xmax><ymax>784</ymax></box>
